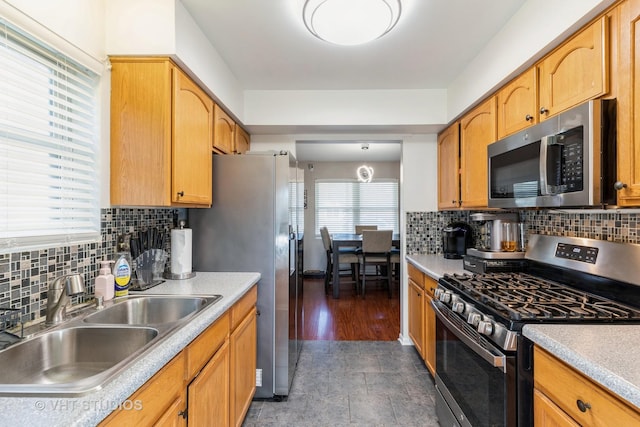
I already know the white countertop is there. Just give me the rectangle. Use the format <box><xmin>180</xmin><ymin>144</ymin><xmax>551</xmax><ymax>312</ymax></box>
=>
<box><xmin>523</xmin><ymin>324</ymin><xmax>640</xmax><ymax>410</ymax></box>
<box><xmin>0</xmin><ymin>272</ymin><xmax>260</xmax><ymax>427</ymax></box>
<box><xmin>405</xmin><ymin>254</ymin><xmax>466</xmax><ymax>280</ymax></box>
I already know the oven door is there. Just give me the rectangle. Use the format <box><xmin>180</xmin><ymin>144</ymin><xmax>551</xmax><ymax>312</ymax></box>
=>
<box><xmin>432</xmin><ymin>301</ymin><xmax>516</xmax><ymax>427</ymax></box>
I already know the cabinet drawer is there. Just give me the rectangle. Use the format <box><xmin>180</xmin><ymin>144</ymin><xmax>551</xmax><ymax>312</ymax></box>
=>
<box><xmin>231</xmin><ymin>285</ymin><xmax>257</xmax><ymax>331</ymax></box>
<box><xmin>185</xmin><ymin>312</ymin><xmax>229</xmax><ymax>380</ymax></box>
<box><xmin>407</xmin><ymin>263</ymin><xmax>425</xmax><ymax>289</ymax></box>
<box><xmin>100</xmin><ymin>352</ymin><xmax>185</xmax><ymax>426</ymax></box>
<box><xmin>534</xmin><ymin>346</ymin><xmax>640</xmax><ymax>426</ymax></box>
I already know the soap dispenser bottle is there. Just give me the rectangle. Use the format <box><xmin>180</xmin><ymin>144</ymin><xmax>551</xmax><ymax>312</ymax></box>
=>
<box><xmin>114</xmin><ymin>238</ymin><xmax>132</xmax><ymax>297</ymax></box>
<box><xmin>95</xmin><ymin>260</ymin><xmax>115</xmax><ymax>301</ymax></box>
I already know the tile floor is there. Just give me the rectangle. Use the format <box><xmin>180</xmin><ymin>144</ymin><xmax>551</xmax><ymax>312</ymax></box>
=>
<box><xmin>242</xmin><ymin>340</ymin><xmax>439</xmax><ymax>426</ymax></box>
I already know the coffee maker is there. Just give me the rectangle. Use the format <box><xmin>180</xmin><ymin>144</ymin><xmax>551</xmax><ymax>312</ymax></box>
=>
<box><xmin>464</xmin><ymin>213</ymin><xmax>528</xmax><ymax>273</ymax></box>
<box><xmin>442</xmin><ymin>222</ymin><xmax>473</xmax><ymax>259</ymax></box>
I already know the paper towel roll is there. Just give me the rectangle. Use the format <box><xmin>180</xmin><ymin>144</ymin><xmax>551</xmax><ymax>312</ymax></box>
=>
<box><xmin>171</xmin><ymin>228</ymin><xmax>192</xmax><ymax>274</ymax></box>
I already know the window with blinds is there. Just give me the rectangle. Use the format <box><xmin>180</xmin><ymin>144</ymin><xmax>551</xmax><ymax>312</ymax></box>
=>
<box><xmin>315</xmin><ymin>179</ymin><xmax>399</xmax><ymax>235</ymax></box>
<box><xmin>0</xmin><ymin>19</ymin><xmax>100</xmax><ymax>254</ymax></box>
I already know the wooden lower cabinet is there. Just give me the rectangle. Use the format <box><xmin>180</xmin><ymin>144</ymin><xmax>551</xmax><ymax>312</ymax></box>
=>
<box><xmin>230</xmin><ymin>307</ymin><xmax>257</xmax><ymax>427</ymax></box>
<box><xmin>408</xmin><ymin>277</ymin><xmax>425</xmax><ymax>358</ymax></box>
<box><xmin>188</xmin><ymin>340</ymin><xmax>230</xmax><ymax>426</ymax></box>
<box><xmin>423</xmin><ymin>276</ymin><xmax>437</xmax><ymax>375</ymax></box>
<box><xmin>533</xmin><ymin>346</ymin><xmax>640</xmax><ymax>427</ymax></box>
<box><xmin>407</xmin><ymin>263</ymin><xmax>436</xmax><ymax>376</ymax></box>
<box><xmin>100</xmin><ymin>352</ymin><xmax>187</xmax><ymax>426</ymax></box>
<box><xmin>99</xmin><ymin>286</ymin><xmax>258</xmax><ymax>427</ymax></box>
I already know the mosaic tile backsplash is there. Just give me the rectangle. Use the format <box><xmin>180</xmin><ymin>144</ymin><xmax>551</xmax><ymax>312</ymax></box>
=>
<box><xmin>406</xmin><ymin>209</ymin><xmax>640</xmax><ymax>255</ymax></box>
<box><xmin>0</xmin><ymin>208</ymin><xmax>177</xmax><ymax>324</ymax></box>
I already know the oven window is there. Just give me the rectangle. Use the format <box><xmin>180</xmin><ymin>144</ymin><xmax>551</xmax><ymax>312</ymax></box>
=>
<box><xmin>490</xmin><ymin>141</ymin><xmax>541</xmax><ymax>199</ymax></box>
<box><xmin>436</xmin><ymin>318</ymin><xmax>512</xmax><ymax>426</ymax></box>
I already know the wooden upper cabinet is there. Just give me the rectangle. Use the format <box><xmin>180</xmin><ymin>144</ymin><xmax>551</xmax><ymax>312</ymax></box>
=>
<box><xmin>615</xmin><ymin>0</ymin><xmax>640</xmax><ymax>206</ymax></box>
<box><xmin>110</xmin><ymin>57</ymin><xmax>212</xmax><ymax>207</ymax></box>
<box><xmin>537</xmin><ymin>16</ymin><xmax>609</xmax><ymax>120</ymax></box>
<box><xmin>234</xmin><ymin>124</ymin><xmax>251</xmax><ymax>154</ymax></box>
<box><xmin>459</xmin><ymin>97</ymin><xmax>496</xmax><ymax>208</ymax></box>
<box><xmin>497</xmin><ymin>67</ymin><xmax>538</xmax><ymax>139</ymax></box>
<box><xmin>437</xmin><ymin>122</ymin><xmax>461</xmax><ymax>209</ymax></box>
<box><xmin>172</xmin><ymin>68</ymin><xmax>213</xmax><ymax>205</ymax></box>
<box><xmin>214</xmin><ymin>104</ymin><xmax>235</xmax><ymax>154</ymax></box>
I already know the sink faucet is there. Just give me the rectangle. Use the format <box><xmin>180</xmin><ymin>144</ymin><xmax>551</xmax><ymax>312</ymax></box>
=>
<box><xmin>45</xmin><ymin>273</ymin><xmax>85</xmax><ymax>326</ymax></box>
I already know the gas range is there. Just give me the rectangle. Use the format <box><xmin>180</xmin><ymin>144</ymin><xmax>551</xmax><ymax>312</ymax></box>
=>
<box><xmin>432</xmin><ymin>234</ymin><xmax>640</xmax><ymax>427</ymax></box>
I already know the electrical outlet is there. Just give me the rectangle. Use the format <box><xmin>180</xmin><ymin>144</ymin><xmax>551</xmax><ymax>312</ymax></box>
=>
<box><xmin>256</xmin><ymin>369</ymin><xmax>262</xmax><ymax>387</ymax></box>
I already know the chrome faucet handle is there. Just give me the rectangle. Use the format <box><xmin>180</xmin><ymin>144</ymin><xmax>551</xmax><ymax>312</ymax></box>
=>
<box><xmin>45</xmin><ymin>273</ymin><xmax>85</xmax><ymax>326</ymax></box>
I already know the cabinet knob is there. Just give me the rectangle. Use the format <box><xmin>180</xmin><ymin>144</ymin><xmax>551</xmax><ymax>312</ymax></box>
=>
<box><xmin>576</xmin><ymin>399</ymin><xmax>591</xmax><ymax>413</ymax></box>
<box><xmin>614</xmin><ymin>181</ymin><xmax>628</xmax><ymax>191</ymax></box>
<box><xmin>177</xmin><ymin>191</ymin><xmax>185</xmax><ymax>198</ymax></box>
<box><xmin>540</xmin><ymin>107</ymin><xmax>549</xmax><ymax>115</ymax></box>
<box><xmin>525</xmin><ymin>114</ymin><xmax>533</xmax><ymax>121</ymax></box>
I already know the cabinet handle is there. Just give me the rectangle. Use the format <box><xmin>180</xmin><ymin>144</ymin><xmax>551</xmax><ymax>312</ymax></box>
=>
<box><xmin>179</xmin><ymin>409</ymin><xmax>188</xmax><ymax>419</ymax></box>
<box><xmin>614</xmin><ymin>181</ymin><xmax>628</xmax><ymax>191</ymax></box>
<box><xmin>525</xmin><ymin>114</ymin><xmax>533</xmax><ymax>121</ymax></box>
<box><xmin>576</xmin><ymin>399</ymin><xmax>591</xmax><ymax>413</ymax></box>
<box><xmin>177</xmin><ymin>191</ymin><xmax>184</xmax><ymax>198</ymax></box>
<box><xmin>540</xmin><ymin>107</ymin><xmax>549</xmax><ymax>115</ymax></box>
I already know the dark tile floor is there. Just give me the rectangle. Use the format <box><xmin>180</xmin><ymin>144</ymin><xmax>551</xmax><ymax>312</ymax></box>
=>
<box><xmin>242</xmin><ymin>340</ymin><xmax>439</xmax><ymax>426</ymax></box>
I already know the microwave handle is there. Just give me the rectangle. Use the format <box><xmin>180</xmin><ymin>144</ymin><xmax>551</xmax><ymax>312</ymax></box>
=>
<box><xmin>539</xmin><ymin>135</ymin><xmax>557</xmax><ymax>195</ymax></box>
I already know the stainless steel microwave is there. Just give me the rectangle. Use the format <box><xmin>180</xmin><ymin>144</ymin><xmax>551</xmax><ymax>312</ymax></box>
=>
<box><xmin>488</xmin><ymin>99</ymin><xmax>617</xmax><ymax>208</ymax></box>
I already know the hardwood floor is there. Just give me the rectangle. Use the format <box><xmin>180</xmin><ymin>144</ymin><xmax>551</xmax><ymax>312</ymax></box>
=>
<box><xmin>301</xmin><ymin>275</ymin><xmax>400</xmax><ymax>341</ymax></box>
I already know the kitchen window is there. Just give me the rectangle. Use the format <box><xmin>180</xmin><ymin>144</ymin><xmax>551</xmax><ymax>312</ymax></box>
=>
<box><xmin>0</xmin><ymin>19</ymin><xmax>100</xmax><ymax>254</ymax></box>
<box><xmin>315</xmin><ymin>179</ymin><xmax>399</xmax><ymax>234</ymax></box>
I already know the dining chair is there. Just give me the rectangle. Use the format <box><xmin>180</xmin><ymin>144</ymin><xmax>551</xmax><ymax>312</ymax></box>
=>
<box><xmin>355</xmin><ymin>225</ymin><xmax>378</xmax><ymax>234</ymax></box>
<box><xmin>320</xmin><ymin>227</ymin><xmax>359</xmax><ymax>295</ymax></box>
<box><xmin>359</xmin><ymin>229</ymin><xmax>393</xmax><ymax>299</ymax></box>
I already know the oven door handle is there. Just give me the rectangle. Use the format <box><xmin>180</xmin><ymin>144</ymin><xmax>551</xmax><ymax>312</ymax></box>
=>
<box><xmin>432</xmin><ymin>301</ymin><xmax>507</xmax><ymax>373</ymax></box>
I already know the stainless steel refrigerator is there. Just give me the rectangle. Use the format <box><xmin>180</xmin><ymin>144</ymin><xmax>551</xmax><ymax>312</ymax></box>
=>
<box><xmin>189</xmin><ymin>151</ymin><xmax>303</xmax><ymax>399</ymax></box>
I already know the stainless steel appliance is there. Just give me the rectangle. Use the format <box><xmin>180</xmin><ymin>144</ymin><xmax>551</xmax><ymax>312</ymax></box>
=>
<box><xmin>442</xmin><ymin>222</ymin><xmax>473</xmax><ymax>259</ymax></box>
<box><xmin>189</xmin><ymin>151</ymin><xmax>304</xmax><ymax>399</ymax></box>
<box><xmin>433</xmin><ymin>234</ymin><xmax>640</xmax><ymax>427</ymax></box>
<box><xmin>488</xmin><ymin>99</ymin><xmax>617</xmax><ymax>208</ymax></box>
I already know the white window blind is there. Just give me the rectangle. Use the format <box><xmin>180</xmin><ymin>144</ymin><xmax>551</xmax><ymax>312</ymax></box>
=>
<box><xmin>0</xmin><ymin>19</ymin><xmax>100</xmax><ymax>253</ymax></box>
<box><xmin>315</xmin><ymin>179</ymin><xmax>399</xmax><ymax>235</ymax></box>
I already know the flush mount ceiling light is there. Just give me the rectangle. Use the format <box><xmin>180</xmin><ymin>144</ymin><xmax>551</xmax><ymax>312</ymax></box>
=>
<box><xmin>303</xmin><ymin>0</ymin><xmax>402</xmax><ymax>46</ymax></box>
<box><xmin>361</xmin><ymin>143</ymin><xmax>369</xmax><ymax>150</ymax></box>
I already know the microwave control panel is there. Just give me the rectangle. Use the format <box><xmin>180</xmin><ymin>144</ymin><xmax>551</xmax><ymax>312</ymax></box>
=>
<box><xmin>556</xmin><ymin>127</ymin><xmax>584</xmax><ymax>192</ymax></box>
<box><xmin>555</xmin><ymin>243</ymin><xmax>598</xmax><ymax>264</ymax></box>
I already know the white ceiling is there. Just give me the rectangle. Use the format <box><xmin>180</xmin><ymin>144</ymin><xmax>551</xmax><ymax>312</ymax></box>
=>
<box><xmin>296</xmin><ymin>140</ymin><xmax>401</xmax><ymax>162</ymax></box>
<box><xmin>180</xmin><ymin>0</ymin><xmax>527</xmax><ymax>161</ymax></box>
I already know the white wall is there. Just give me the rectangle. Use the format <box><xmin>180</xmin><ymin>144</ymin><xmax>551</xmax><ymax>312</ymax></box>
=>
<box><xmin>244</xmin><ymin>89</ymin><xmax>447</xmax><ymax>128</ymax></box>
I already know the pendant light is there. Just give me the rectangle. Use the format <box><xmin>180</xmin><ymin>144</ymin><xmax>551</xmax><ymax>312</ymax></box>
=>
<box><xmin>303</xmin><ymin>0</ymin><xmax>402</xmax><ymax>46</ymax></box>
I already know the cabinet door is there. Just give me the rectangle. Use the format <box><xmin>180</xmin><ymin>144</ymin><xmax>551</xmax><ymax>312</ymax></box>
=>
<box><xmin>437</xmin><ymin>122</ymin><xmax>461</xmax><ymax>209</ymax></box>
<box><xmin>538</xmin><ymin>16</ymin><xmax>609</xmax><ymax>119</ymax></box>
<box><xmin>460</xmin><ymin>97</ymin><xmax>496</xmax><ymax>208</ymax></box>
<box><xmin>533</xmin><ymin>389</ymin><xmax>579</xmax><ymax>427</ymax></box>
<box><xmin>155</xmin><ymin>395</ymin><xmax>187</xmax><ymax>427</ymax></box>
<box><xmin>408</xmin><ymin>278</ymin><xmax>425</xmax><ymax>358</ymax></box>
<box><xmin>188</xmin><ymin>340</ymin><xmax>230</xmax><ymax>427</ymax></box>
<box><xmin>214</xmin><ymin>104</ymin><xmax>235</xmax><ymax>154</ymax></box>
<box><xmin>110</xmin><ymin>58</ymin><xmax>173</xmax><ymax>206</ymax></box>
<box><xmin>172</xmin><ymin>68</ymin><xmax>213</xmax><ymax>206</ymax></box>
<box><xmin>616</xmin><ymin>0</ymin><xmax>640</xmax><ymax>206</ymax></box>
<box><xmin>497</xmin><ymin>68</ymin><xmax>538</xmax><ymax>138</ymax></box>
<box><xmin>234</xmin><ymin>125</ymin><xmax>250</xmax><ymax>154</ymax></box>
<box><xmin>230</xmin><ymin>307</ymin><xmax>257</xmax><ymax>427</ymax></box>
<box><xmin>423</xmin><ymin>276</ymin><xmax>437</xmax><ymax>376</ymax></box>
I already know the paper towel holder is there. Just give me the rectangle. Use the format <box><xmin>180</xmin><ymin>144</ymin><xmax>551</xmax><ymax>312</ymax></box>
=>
<box><xmin>163</xmin><ymin>220</ymin><xmax>197</xmax><ymax>280</ymax></box>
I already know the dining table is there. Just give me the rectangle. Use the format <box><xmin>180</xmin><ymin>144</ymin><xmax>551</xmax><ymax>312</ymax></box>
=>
<box><xmin>331</xmin><ymin>232</ymin><xmax>401</xmax><ymax>299</ymax></box>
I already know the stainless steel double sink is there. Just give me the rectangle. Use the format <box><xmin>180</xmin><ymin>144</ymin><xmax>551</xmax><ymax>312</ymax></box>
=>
<box><xmin>0</xmin><ymin>294</ymin><xmax>222</xmax><ymax>396</ymax></box>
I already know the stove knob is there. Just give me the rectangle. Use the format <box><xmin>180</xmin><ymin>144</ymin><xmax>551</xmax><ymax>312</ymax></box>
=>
<box><xmin>434</xmin><ymin>288</ymin><xmax>444</xmax><ymax>299</ymax></box>
<box><xmin>452</xmin><ymin>301</ymin><xmax>465</xmax><ymax>314</ymax></box>
<box><xmin>477</xmin><ymin>320</ymin><xmax>494</xmax><ymax>336</ymax></box>
<box><xmin>440</xmin><ymin>292</ymin><xmax>452</xmax><ymax>304</ymax></box>
<box><xmin>468</xmin><ymin>313</ymin><xmax>481</xmax><ymax>327</ymax></box>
